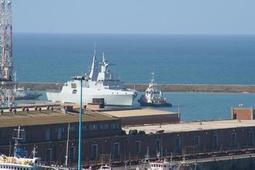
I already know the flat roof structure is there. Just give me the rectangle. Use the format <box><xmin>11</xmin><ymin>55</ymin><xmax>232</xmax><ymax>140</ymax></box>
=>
<box><xmin>102</xmin><ymin>108</ymin><xmax>180</xmax><ymax>126</ymax></box>
<box><xmin>0</xmin><ymin>110</ymin><xmax>118</xmax><ymax>128</ymax></box>
<box><xmin>102</xmin><ymin>108</ymin><xmax>178</xmax><ymax>117</ymax></box>
<box><xmin>123</xmin><ymin>120</ymin><xmax>255</xmax><ymax>134</ymax></box>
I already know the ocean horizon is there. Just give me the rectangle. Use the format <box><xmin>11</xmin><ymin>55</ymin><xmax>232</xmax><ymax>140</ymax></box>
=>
<box><xmin>14</xmin><ymin>33</ymin><xmax>255</xmax><ymax>85</ymax></box>
<box><xmin>14</xmin><ymin>33</ymin><xmax>255</xmax><ymax>121</ymax></box>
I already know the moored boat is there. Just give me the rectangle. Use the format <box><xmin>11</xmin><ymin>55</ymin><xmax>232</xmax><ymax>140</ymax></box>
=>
<box><xmin>98</xmin><ymin>164</ymin><xmax>112</xmax><ymax>170</ymax></box>
<box><xmin>15</xmin><ymin>87</ymin><xmax>42</xmax><ymax>100</ymax></box>
<box><xmin>148</xmin><ymin>159</ymin><xmax>178</xmax><ymax>170</ymax></box>
<box><xmin>46</xmin><ymin>52</ymin><xmax>137</xmax><ymax>106</ymax></box>
<box><xmin>138</xmin><ymin>73</ymin><xmax>171</xmax><ymax>107</ymax></box>
<box><xmin>0</xmin><ymin>126</ymin><xmax>55</xmax><ymax>170</ymax></box>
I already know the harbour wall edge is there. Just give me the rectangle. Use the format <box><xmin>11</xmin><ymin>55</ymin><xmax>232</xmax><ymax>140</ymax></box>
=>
<box><xmin>11</xmin><ymin>82</ymin><xmax>255</xmax><ymax>93</ymax></box>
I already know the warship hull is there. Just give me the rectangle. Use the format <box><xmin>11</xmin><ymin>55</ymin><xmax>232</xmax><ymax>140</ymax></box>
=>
<box><xmin>46</xmin><ymin>88</ymin><xmax>135</xmax><ymax>106</ymax></box>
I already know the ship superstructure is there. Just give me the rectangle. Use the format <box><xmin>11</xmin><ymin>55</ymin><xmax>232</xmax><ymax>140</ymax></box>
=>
<box><xmin>138</xmin><ymin>73</ymin><xmax>171</xmax><ymax>107</ymax></box>
<box><xmin>46</xmin><ymin>52</ymin><xmax>136</xmax><ymax>106</ymax></box>
<box><xmin>148</xmin><ymin>160</ymin><xmax>178</xmax><ymax>170</ymax></box>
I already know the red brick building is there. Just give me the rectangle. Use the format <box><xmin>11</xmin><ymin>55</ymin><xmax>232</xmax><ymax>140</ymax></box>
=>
<box><xmin>231</xmin><ymin>107</ymin><xmax>255</xmax><ymax>120</ymax></box>
<box><xmin>0</xmin><ymin>107</ymin><xmax>255</xmax><ymax>168</ymax></box>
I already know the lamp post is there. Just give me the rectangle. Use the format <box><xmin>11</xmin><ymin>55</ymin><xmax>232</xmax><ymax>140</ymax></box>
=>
<box><xmin>73</xmin><ymin>76</ymin><xmax>85</xmax><ymax>170</ymax></box>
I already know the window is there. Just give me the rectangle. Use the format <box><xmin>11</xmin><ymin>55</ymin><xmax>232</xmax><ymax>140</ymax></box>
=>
<box><xmin>70</xmin><ymin>124</ymin><xmax>76</xmax><ymax>132</ymax></box>
<box><xmin>81</xmin><ymin>123</ymin><xmax>87</xmax><ymax>132</ymax></box>
<box><xmin>45</xmin><ymin>128</ymin><xmax>51</xmax><ymax>141</ymax></box>
<box><xmin>46</xmin><ymin>148</ymin><xmax>52</xmax><ymax>163</ymax></box>
<box><xmin>156</xmin><ymin>139</ymin><xmax>161</xmax><ymax>154</ymax></box>
<box><xmin>72</xmin><ymin>89</ymin><xmax>77</xmax><ymax>94</ymax></box>
<box><xmin>113</xmin><ymin>142</ymin><xmax>120</xmax><ymax>159</ymax></box>
<box><xmin>89</xmin><ymin>124</ymin><xmax>98</xmax><ymax>130</ymax></box>
<box><xmin>82</xmin><ymin>125</ymin><xmax>87</xmax><ymax>132</ymax></box>
<box><xmin>111</xmin><ymin>123</ymin><xmax>119</xmax><ymax>129</ymax></box>
<box><xmin>231</xmin><ymin>132</ymin><xmax>237</xmax><ymax>147</ymax></box>
<box><xmin>57</xmin><ymin>127</ymin><xmax>64</xmax><ymax>140</ymax></box>
<box><xmin>233</xmin><ymin>113</ymin><xmax>237</xmax><ymax>119</ymax></box>
<box><xmin>71</xmin><ymin>83</ymin><xmax>77</xmax><ymax>88</ymax></box>
<box><xmin>248</xmin><ymin>130</ymin><xmax>253</xmax><ymax>146</ymax></box>
<box><xmin>193</xmin><ymin>136</ymin><xmax>200</xmax><ymax>146</ymax></box>
<box><xmin>213</xmin><ymin>134</ymin><xmax>219</xmax><ymax>148</ymax></box>
<box><xmin>175</xmin><ymin>136</ymin><xmax>182</xmax><ymax>152</ymax></box>
<box><xmin>100</xmin><ymin>124</ymin><xmax>109</xmax><ymax>130</ymax></box>
<box><xmin>135</xmin><ymin>141</ymin><xmax>141</xmax><ymax>154</ymax></box>
<box><xmin>21</xmin><ymin>130</ymin><xmax>26</xmax><ymax>142</ymax></box>
<box><xmin>90</xmin><ymin>144</ymin><xmax>98</xmax><ymax>160</ymax></box>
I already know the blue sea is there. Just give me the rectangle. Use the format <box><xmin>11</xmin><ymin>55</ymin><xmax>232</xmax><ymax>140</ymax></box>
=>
<box><xmin>14</xmin><ymin>33</ymin><xmax>255</xmax><ymax>121</ymax></box>
<box><xmin>163</xmin><ymin>92</ymin><xmax>255</xmax><ymax>121</ymax></box>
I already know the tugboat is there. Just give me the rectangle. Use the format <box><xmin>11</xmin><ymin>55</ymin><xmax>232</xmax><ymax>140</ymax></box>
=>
<box><xmin>138</xmin><ymin>73</ymin><xmax>171</xmax><ymax>107</ymax></box>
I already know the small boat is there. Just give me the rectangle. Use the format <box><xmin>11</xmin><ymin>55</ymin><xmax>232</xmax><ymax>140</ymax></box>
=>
<box><xmin>138</xmin><ymin>73</ymin><xmax>171</xmax><ymax>107</ymax></box>
<box><xmin>15</xmin><ymin>87</ymin><xmax>42</xmax><ymax>100</ymax></box>
<box><xmin>148</xmin><ymin>159</ymin><xmax>178</xmax><ymax>170</ymax></box>
<box><xmin>0</xmin><ymin>126</ymin><xmax>55</xmax><ymax>170</ymax></box>
<box><xmin>98</xmin><ymin>164</ymin><xmax>112</xmax><ymax>170</ymax></box>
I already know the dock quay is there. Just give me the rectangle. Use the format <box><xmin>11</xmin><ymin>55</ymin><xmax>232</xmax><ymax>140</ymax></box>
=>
<box><xmin>0</xmin><ymin>103</ymin><xmax>255</xmax><ymax>169</ymax></box>
<box><xmin>111</xmin><ymin>151</ymin><xmax>255</xmax><ymax>170</ymax></box>
<box><xmin>13</xmin><ymin>82</ymin><xmax>255</xmax><ymax>93</ymax></box>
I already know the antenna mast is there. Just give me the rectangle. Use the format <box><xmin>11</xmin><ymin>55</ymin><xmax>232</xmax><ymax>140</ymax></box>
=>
<box><xmin>0</xmin><ymin>0</ymin><xmax>15</xmax><ymax>107</ymax></box>
<box><xmin>13</xmin><ymin>126</ymin><xmax>24</xmax><ymax>157</ymax></box>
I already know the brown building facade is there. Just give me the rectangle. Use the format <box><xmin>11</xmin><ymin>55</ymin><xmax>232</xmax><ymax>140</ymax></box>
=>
<box><xmin>0</xmin><ymin>109</ymin><xmax>255</xmax><ymax>168</ymax></box>
<box><xmin>231</xmin><ymin>107</ymin><xmax>255</xmax><ymax>120</ymax></box>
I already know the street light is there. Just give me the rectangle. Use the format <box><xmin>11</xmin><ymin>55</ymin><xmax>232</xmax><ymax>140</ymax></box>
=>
<box><xmin>73</xmin><ymin>75</ymin><xmax>85</xmax><ymax>170</ymax></box>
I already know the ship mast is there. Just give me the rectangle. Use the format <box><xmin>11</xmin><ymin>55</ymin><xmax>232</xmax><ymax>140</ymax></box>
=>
<box><xmin>89</xmin><ymin>47</ymin><xmax>98</xmax><ymax>81</ymax></box>
<box><xmin>149</xmin><ymin>72</ymin><xmax>155</xmax><ymax>88</ymax></box>
<box><xmin>13</xmin><ymin>126</ymin><xmax>24</xmax><ymax>158</ymax></box>
<box><xmin>0</xmin><ymin>0</ymin><xmax>15</xmax><ymax>107</ymax></box>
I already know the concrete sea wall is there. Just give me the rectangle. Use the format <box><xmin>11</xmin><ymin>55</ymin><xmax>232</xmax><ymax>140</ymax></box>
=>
<box><xmin>14</xmin><ymin>82</ymin><xmax>255</xmax><ymax>93</ymax></box>
<box><xmin>127</xmin><ymin>84</ymin><xmax>255</xmax><ymax>93</ymax></box>
<box><xmin>196</xmin><ymin>157</ymin><xmax>255</xmax><ymax>170</ymax></box>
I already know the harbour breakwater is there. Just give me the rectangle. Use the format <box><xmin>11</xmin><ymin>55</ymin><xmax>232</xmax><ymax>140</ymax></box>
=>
<box><xmin>13</xmin><ymin>82</ymin><xmax>255</xmax><ymax>93</ymax></box>
<box><xmin>126</xmin><ymin>84</ymin><xmax>255</xmax><ymax>93</ymax></box>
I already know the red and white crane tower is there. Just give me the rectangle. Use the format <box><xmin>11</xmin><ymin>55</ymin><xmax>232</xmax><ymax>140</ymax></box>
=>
<box><xmin>0</xmin><ymin>0</ymin><xmax>15</xmax><ymax>106</ymax></box>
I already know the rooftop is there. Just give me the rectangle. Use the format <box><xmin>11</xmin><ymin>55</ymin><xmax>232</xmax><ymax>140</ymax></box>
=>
<box><xmin>0</xmin><ymin>110</ymin><xmax>118</xmax><ymax>128</ymax></box>
<box><xmin>232</xmin><ymin>107</ymin><xmax>254</xmax><ymax>110</ymax></box>
<box><xmin>123</xmin><ymin>120</ymin><xmax>255</xmax><ymax>134</ymax></box>
<box><xmin>102</xmin><ymin>108</ymin><xmax>178</xmax><ymax>118</ymax></box>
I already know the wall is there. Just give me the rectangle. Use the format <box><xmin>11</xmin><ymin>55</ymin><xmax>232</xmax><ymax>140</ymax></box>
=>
<box><xmin>1</xmin><ymin>124</ymin><xmax>255</xmax><ymax>167</ymax></box>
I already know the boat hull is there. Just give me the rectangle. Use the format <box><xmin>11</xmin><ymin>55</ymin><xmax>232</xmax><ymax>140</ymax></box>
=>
<box><xmin>46</xmin><ymin>88</ymin><xmax>135</xmax><ymax>106</ymax></box>
<box><xmin>138</xmin><ymin>96</ymin><xmax>172</xmax><ymax>107</ymax></box>
<box><xmin>139</xmin><ymin>101</ymin><xmax>172</xmax><ymax>107</ymax></box>
<box><xmin>15</xmin><ymin>94</ymin><xmax>42</xmax><ymax>100</ymax></box>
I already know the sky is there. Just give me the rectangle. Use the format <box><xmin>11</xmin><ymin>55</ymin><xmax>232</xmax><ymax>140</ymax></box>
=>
<box><xmin>13</xmin><ymin>0</ymin><xmax>255</xmax><ymax>35</ymax></box>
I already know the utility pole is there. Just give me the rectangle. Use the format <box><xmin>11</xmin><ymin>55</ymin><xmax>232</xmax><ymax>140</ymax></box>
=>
<box><xmin>65</xmin><ymin>123</ymin><xmax>70</xmax><ymax>167</ymax></box>
<box><xmin>73</xmin><ymin>76</ymin><xmax>85</xmax><ymax>170</ymax></box>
